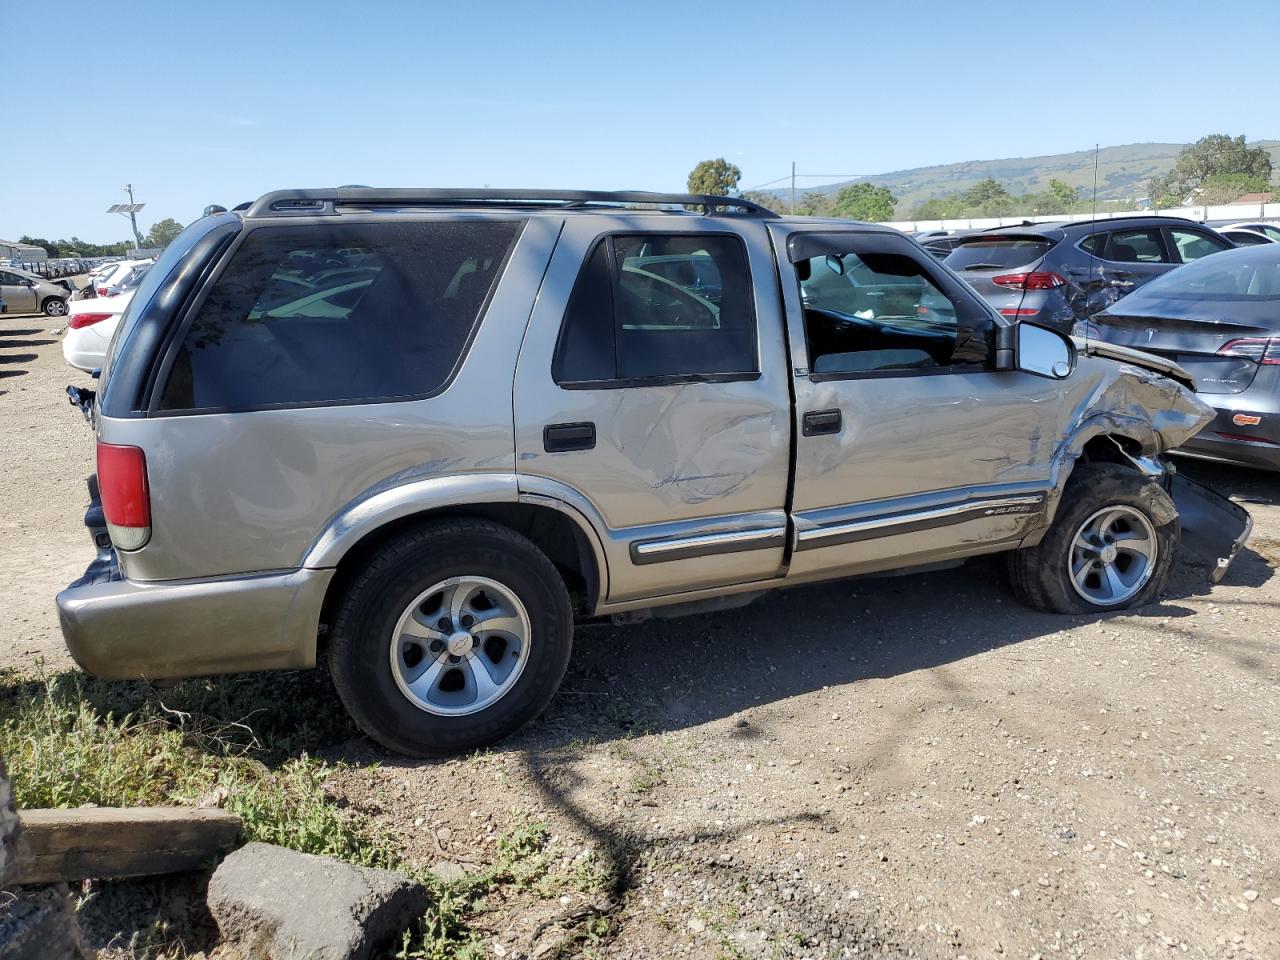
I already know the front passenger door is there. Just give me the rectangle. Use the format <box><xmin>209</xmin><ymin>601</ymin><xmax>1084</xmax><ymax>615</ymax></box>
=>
<box><xmin>0</xmin><ymin>272</ymin><xmax>36</xmax><ymax>313</ymax></box>
<box><xmin>771</xmin><ymin>226</ymin><xmax>1059</xmax><ymax>581</ymax></box>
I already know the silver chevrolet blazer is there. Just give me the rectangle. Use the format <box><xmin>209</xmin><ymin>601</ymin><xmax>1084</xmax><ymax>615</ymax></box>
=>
<box><xmin>57</xmin><ymin>188</ymin><xmax>1250</xmax><ymax>755</ymax></box>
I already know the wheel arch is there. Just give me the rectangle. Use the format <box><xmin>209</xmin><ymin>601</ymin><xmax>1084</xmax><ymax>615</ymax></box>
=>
<box><xmin>1023</xmin><ymin>421</ymin><xmax>1161</xmax><ymax>546</ymax></box>
<box><xmin>309</xmin><ymin>477</ymin><xmax>607</xmax><ymax>644</ymax></box>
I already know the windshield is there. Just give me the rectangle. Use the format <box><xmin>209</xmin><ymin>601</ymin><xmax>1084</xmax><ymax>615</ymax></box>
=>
<box><xmin>944</xmin><ymin>237</ymin><xmax>1054</xmax><ymax>271</ymax></box>
<box><xmin>1123</xmin><ymin>244</ymin><xmax>1280</xmax><ymax>303</ymax></box>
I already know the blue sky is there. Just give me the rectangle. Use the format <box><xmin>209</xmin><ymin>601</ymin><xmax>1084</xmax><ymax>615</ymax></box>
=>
<box><xmin>4</xmin><ymin>0</ymin><xmax>1277</xmax><ymax>242</ymax></box>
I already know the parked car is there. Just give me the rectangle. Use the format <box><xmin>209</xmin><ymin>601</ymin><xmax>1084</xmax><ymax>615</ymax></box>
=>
<box><xmin>62</xmin><ymin>284</ymin><xmax>145</xmax><ymax>372</ymax></box>
<box><xmin>56</xmin><ymin>187</ymin><xmax>1249</xmax><ymax>756</ymax></box>
<box><xmin>943</xmin><ymin>216</ymin><xmax>1234</xmax><ymax>333</ymax></box>
<box><xmin>0</xmin><ymin>266</ymin><xmax>69</xmax><ymax>316</ymax></box>
<box><xmin>1219</xmin><ymin>227</ymin><xmax>1275</xmax><ymax>247</ymax></box>
<box><xmin>1223</xmin><ymin>222</ymin><xmax>1280</xmax><ymax>243</ymax></box>
<box><xmin>1085</xmin><ymin>243</ymin><xmax>1280</xmax><ymax>471</ymax></box>
<box><xmin>94</xmin><ymin>259</ymin><xmax>152</xmax><ymax>298</ymax></box>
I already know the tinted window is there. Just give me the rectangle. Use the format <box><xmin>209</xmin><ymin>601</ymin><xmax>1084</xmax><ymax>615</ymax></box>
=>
<box><xmin>1167</xmin><ymin>228</ymin><xmax>1231</xmax><ymax>263</ymax></box>
<box><xmin>159</xmin><ymin>220</ymin><xmax>520</xmax><ymax>410</ymax></box>
<box><xmin>1079</xmin><ymin>234</ymin><xmax>1104</xmax><ymax>255</ymax></box>
<box><xmin>1106</xmin><ymin>229</ymin><xmax>1166</xmax><ymax>263</ymax></box>
<box><xmin>1226</xmin><ymin>231</ymin><xmax>1271</xmax><ymax>246</ymax></box>
<box><xmin>797</xmin><ymin>250</ymin><xmax>990</xmax><ymax>375</ymax></box>
<box><xmin>944</xmin><ymin>238</ymin><xmax>1054</xmax><ymax>271</ymax></box>
<box><xmin>553</xmin><ymin>234</ymin><xmax>756</xmax><ymax>384</ymax></box>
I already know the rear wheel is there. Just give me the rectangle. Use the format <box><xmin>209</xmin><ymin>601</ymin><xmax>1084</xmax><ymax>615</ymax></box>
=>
<box><xmin>42</xmin><ymin>297</ymin><xmax>67</xmax><ymax>317</ymax></box>
<box><xmin>328</xmin><ymin>518</ymin><xmax>573</xmax><ymax>756</ymax></box>
<box><xmin>1009</xmin><ymin>462</ymin><xmax>1178</xmax><ymax>614</ymax></box>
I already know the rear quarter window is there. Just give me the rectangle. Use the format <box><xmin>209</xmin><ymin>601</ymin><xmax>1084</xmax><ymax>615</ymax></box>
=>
<box><xmin>158</xmin><ymin>220</ymin><xmax>522</xmax><ymax>411</ymax></box>
<box><xmin>943</xmin><ymin>238</ymin><xmax>1054</xmax><ymax>271</ymax></box>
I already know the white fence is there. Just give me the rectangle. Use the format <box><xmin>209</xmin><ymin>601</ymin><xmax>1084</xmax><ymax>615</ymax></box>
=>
<box><xmin>886</xmin><ymin>201</ymin><xmax>1280</xmax><ymax>233</ymax></box>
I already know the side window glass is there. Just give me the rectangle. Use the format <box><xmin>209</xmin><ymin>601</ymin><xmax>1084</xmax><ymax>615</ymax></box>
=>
<box><xmin>797</xmin><ymin>250</ymin><xmax>990</xmax><ymax>375</ymax></box>
<box><xmin>553</xmin><ymin>234</ymin><xmax>757</xmax><ymax>384</ymax></box>
<box><xmin>159</xmin><ymin>220</ymin><xmax>521</xmax><ymax>411</ymax></box>
<box><xmin>1106</xmin><ymin>229</ymin><xmax>1166</xmax><ymax>263</ymax></box>
<box><xmin>1168</xmin><ymin>228</ymin><xmax>1230</xmax><ymax>263</ymax></box>
<box><xmin>1079</xmin><ymin>233</ymin><xmax>1105</xmax><ymax>255</ymax></box>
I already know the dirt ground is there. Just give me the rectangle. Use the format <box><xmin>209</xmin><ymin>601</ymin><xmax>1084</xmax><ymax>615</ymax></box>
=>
<box><xmin>1</xmin><ymin>305</ymin><xmax>1278</xmax><ymax>959</ymax></box>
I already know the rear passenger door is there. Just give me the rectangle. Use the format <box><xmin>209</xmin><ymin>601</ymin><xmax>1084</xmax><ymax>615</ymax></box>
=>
<box><xmin>513</xmin><ymin>217</ymin><xmax>792</xmax><ymax>604</ymax></box>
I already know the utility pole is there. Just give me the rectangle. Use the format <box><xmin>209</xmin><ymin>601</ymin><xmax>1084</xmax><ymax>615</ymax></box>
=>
<box><xmin>790</xmin><ymin>161</ymin><xmax>796</xmax><ymax>215</ymax></box>
<box><xmin>124</xmin><ymin>184</ymin><xmax>143</xmax><ymax>248</ymax></box>
<box><xmin>107</xmin><ymin>188</ymin><xmax>146</xmax><ymax>251</ymax></box>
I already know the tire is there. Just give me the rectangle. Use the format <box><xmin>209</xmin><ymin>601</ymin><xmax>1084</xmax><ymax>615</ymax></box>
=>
<box><xmin>41</xmin><ymin>297</ymin><xmax>67</xmax><ymax>317</ymax></box>
<box><xmin>1009</xmin><ymin>462</ymin><xmax>1178</xmax><ymax>614</ymax></box>
<box><xmin>328</xmin><ymin>518</ymin><xmax>573</xmax><ymax>756</ymax></box>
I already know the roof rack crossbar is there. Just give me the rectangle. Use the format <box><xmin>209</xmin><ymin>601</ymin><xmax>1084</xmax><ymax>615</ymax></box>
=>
<box><xmin>243</xmin><ymin>188</ymin><xmax>777</xmax><ymax>219</ymax></box>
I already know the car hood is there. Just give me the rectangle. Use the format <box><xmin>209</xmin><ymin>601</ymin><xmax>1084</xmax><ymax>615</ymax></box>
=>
<box><xmin>1072</xmin><ymin>336</ymin><xmax>1195</xmax><ymax>390</ymax></box>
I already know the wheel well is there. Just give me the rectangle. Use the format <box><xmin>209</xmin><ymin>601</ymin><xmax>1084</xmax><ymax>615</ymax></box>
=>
<box><xmin>1078</xmin><ymin>434</ymin><xmax>1143</xmax><ymax>466</ymax></box>
<box><xmin>317</xmin><ymin>503</ymin><xmax>600</xmax><ymax>642</ymax></box>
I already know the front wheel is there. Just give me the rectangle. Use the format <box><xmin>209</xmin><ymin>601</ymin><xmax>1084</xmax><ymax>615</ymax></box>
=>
<box><xmin>1009</xmin><ymin>463</ymin><xmax>1178</xmax><ymax>614</ymax></box>
<box><xmin>328</xmin><ymin>518</ymin><xmax>573</xmax><ymax>756</ymax></box>
<box><xmin>42</xmin><ymin>297</ymin><xmax>68</xmax><ymax>317</ymax></box>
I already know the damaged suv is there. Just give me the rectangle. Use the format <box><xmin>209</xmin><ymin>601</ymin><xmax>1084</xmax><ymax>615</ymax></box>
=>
<box><xmin>58</xmin><ymin>188</ymin><xmax>1251</xmax><ymax>755</ymax></box>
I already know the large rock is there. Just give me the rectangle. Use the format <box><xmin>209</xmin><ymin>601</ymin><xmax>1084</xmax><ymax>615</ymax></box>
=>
<box><xmin>0</xmin><ymin>885</ymin><xmax>88</xmax><ymax>960</ymax></box>
<box><xmin>208</xmin><ymin>842</ymin><xmax>427</xmax><ymax>960</ymax></box>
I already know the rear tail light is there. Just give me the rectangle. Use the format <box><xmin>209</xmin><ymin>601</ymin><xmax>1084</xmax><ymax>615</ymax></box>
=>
<box><xmin>68</xmin><ymin>312</ymin><xmax>113</xmax><ymax>330</ymax></box>
<box><xmin>97</xmin><ymin>442</ymin><xmax>151</xmax><ymax>550</ymax></box>
<box><xmin>991</xmin><ymin>271</ymin><xmax>1066</xmax><ymax>290</ymax></box>
<box><xmin>1217</xmin><ymin>338</ymin><xmax>1280</xmax><ymax>365</ymax></box>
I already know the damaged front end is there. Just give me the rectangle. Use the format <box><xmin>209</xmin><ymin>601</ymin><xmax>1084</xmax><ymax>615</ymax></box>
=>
<box><xmin>1068</xmin><ymin>347</ymin><xmax>1253</xmax><ymax>582</ymax></box>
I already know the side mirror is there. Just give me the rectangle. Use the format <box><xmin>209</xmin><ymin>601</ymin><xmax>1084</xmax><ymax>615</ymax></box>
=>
<box><xmin>1016</xmin><ymin>323</ymin><xmax>1075</xmax><ymax>379</ymax></box>
<box><xmin>21</xmin><ymin>279</ymin><xmax>34</xmax><ymax>287</ymax></box>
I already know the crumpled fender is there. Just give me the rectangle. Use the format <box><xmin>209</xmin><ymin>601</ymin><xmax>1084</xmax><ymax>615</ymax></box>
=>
<box><xmin>1026</xmin><ymin>361</ymin><xmax>1214</xmax><ymax>542</ymax></box>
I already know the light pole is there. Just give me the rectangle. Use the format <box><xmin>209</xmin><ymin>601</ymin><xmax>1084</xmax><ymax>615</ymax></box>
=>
<box><xmin>106</xmin><ymin>184</ymin><xmax>146</xmax><ymax>249</ymax></box>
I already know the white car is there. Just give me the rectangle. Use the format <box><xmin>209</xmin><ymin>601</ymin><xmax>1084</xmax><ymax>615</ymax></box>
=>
<box><xmin>1222</xmin><ymin>222</ymin><xmax>1280</xmax><ymax>243</ymax></box>
<box><xmin>62</xmin><ymin>285</ymin><xmax>141</xmax><ymax>373</ymax></box>
<box><xmin>92</xmin><ymin>258</ymin><xmax>152</xmax><ymax>298</ymax></box>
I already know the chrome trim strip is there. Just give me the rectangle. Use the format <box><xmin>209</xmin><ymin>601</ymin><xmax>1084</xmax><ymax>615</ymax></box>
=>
<box><xmin>795</xmin><ymin>494</ymin><xmax>1046</xmax><ymax>551</ymax></box>
<box><xmin>630</xmin><ymin>526</ymin><xmax>788</xmax><ymax>565</ymax></box>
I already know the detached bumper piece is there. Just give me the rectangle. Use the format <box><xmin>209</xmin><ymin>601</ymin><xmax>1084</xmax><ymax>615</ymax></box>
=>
<box><xmin>1171</xmin><ymin>474</ymin><xmax>1252</xmax><ymax>584</ymax></box>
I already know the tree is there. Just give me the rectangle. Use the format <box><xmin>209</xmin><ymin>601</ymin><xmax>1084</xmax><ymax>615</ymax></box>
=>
<box><xmin>962</xmin><ymin>178</ymin><xmax>1011</xmax><ymax>207</ymax></box>
<box><xmin>739</xmin><ymin>190</ymin><xmax>782</xmax><ymax>213</ymax></box>
<box><xmin>1197</xmin><ymin>173</ymin><xmax>1271</xmax><ymax>205</ymax></box>
<box><xmin>686</xmin><ymin>158</ymin><xmax>742</xmax><ymax>197</ymax></box>
<box><xmin>1153</xmin><ymin>134</ymin><xmax>1272</xmax><ymax>203</ymax></box>
<box><xmin>144</xmin><ymin>218</ymin><xmax>184</xmax><ymax>250</ymax></box>
<box><xmin>1040</xmin><ymin>178</ymin><xmax>1078</xmax><ymax>213</ymax></box>
<box><xmin>831</xmin><ymin>182</ymin><xmax>897</xmax><ymax>222</ymax></box>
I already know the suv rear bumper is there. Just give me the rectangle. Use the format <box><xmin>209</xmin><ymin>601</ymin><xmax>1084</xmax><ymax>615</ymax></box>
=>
<box><xmin>57</xmin><ymin>554</ymin><xmax>332</xmax><ymax>680</ymax></box>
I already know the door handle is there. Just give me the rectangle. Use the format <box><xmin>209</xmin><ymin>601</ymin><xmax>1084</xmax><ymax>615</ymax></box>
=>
<box><xmin>802</xmin><ymin>409</ymin><xmax>842</xmax><ymax>436</ymax></box>
<box><xmin>543</xmin><ymin>421</ymin><xmax>596</xmax><ymax>453</ymax></box>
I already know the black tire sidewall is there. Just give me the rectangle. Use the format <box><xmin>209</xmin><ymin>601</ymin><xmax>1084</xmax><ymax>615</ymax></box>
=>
<box><xmin>42</xmin><ymin>297</ymin><xmax>66</xmax><ymax>317</ymax></box>
<box><xmin>330</xmin><ymin>524</ymin><xmax>572</xmax><ymax>756</ymax></box>
<box><xmin>1017</xmin><ymin>465</ymin><xmax>1178</xmax><ymax>614</ymax></box>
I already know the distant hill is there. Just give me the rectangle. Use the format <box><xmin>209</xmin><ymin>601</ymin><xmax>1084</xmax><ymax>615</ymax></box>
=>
<box><xmin>763</xmin><ymin>141</ymin><xmax>1280</xmax><ymax>212</ymax></box>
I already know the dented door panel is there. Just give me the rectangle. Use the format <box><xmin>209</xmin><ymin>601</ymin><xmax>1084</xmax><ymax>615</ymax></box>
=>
<box><xmin>513</xmin><ymin>215</ymin><xmax>792</xmax><ymax>603</ymax></box>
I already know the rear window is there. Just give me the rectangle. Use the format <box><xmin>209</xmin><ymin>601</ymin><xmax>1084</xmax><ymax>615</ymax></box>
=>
<box><xmin>158</xmin><ymin>220</ymin><xmax>521</xmax><ymax>411</ymax></box>
<box><xmin>1125</xmin><ymin>246</ymin><xmax>1280</xmax><ymax>302</ymax></box>
<box><xmin>943</xmin><ymin>237</ymin><xmax>1053</xmax><ymax>271</ymax></box>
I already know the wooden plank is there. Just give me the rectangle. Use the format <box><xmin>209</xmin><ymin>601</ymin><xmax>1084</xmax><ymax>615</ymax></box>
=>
<box><xmin>13</xmin><ymin>807</ymin><xmax>242</xmax><ymax>884</ymax></box>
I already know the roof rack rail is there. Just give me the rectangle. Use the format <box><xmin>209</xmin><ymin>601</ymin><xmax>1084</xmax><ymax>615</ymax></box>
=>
<box><xmin>243</xmin><ymin>187</ymin><xmax>777</xmax><ymax>220</ymax></box>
